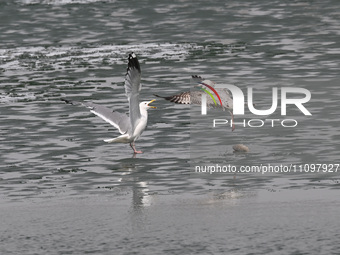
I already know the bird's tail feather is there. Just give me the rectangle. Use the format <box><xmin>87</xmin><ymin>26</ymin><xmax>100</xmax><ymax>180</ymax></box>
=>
<box><xmin>104</xmin><ymin>134</ymin><xmax>130</xmax><ymax>143</ymax></box>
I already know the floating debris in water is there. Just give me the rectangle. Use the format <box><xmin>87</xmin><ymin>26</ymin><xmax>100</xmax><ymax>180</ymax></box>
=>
<box><xmin>233</xmin><ymin>144</ymin><xmax>249</xmax><ymax>153</ymax></box>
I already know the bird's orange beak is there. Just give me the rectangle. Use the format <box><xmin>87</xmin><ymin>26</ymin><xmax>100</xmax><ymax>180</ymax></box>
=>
<box><xmin>147</xmin><ymin>99</ymin><xmax>156</xmax><ymax>109</ymax></box>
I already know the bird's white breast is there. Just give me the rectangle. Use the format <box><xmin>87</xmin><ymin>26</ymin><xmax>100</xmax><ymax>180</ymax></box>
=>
<box><xmin>132</xmin><ymin>115</ymin><xmax>148</xmax><ymax>141</ymax></box>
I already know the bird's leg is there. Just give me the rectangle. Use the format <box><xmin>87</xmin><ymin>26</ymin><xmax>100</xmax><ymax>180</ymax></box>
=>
<box><xmin>130</xmin><ymin>142</ymin><xmax>143</xmax><ymax>154</ymax></box>
<box><xmin>229</xmin><ymin>111</ymin><xmax>235</xmax><ymax>131</ymax></box>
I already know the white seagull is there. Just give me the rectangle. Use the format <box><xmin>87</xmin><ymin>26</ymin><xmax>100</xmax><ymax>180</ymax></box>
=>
<box><xmin>155</xmin><ymin>75</ymin><xmax>235</xmax><ymax>131</ymax></box>
<box><xmin>62</xmin><ymin>53</ymin><xmax>156</xmax><ymax>154</ymax></box>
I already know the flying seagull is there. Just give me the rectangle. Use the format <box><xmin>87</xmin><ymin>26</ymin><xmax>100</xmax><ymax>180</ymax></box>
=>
<box><xmin>62</xmin><ymin>53</ymin><xmax>156</xmax><ymax>154</ymax></box>
<box><xmin>155</xmin><ymin>75</ymin><xmax>235</xmax><ymax>131</ymax></box>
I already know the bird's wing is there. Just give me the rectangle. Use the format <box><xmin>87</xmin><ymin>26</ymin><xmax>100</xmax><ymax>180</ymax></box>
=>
<box><xmin>196</xmin><ymin>79</ymin><xmax>233</xmax><ymax>110</ymax></box>
<box><xmin>154</xmin><ymin>91</ymin><xmax>192</xmax><ymax>104</ymax></box>
<box><xmin>61</xmin><ymin>99</ymin><xmax>130</xmax><ymax>134</ymax></box>
<box><xmin>153</xmin><ymin>75</ymin><xmax>204</xmax><ymax>104</ymax></box>
<box><xmin>155</xmin><ymin>90</ymin><xmax>222</xmax><ymax>108</ymax></box>
<box><xmin>155</xmin><ymin>77</ymin><xmax>233</xmax><ymax>110</ymax></box>
<box><xmin>125</xmin><ymin>53</ymin><xmax>142</xmax><ymax>131</ymax></box>
<box><xmin>216</xmin><ymin>87</ymin><xmax>233</xmax><ymax>110</ymax></box>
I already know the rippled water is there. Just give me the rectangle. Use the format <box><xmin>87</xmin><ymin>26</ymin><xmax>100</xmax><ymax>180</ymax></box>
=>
<box><xmin>1</xmin><ymin>0</ymin><xmax>340</xmax><ymax>254</ymax></box>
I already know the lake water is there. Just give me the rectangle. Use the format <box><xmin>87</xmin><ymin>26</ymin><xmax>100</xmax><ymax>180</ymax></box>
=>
<box><xmin>1</xmin><ymin>0</ymin><xmax>340</xmax><ymax>254</ymax></box>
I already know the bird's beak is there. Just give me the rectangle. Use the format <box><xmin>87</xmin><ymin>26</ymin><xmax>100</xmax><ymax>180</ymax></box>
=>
<box><xmin>147</xmin><ymin>99</ymin><xmax>157</xmax><ymax>109</ymax></box>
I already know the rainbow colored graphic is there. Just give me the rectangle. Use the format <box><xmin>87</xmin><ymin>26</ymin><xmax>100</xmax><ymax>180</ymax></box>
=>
<box><xmin>198</xmin><ymin>82</ymin><xmax>223</xmax><ymax>107</ymax></box>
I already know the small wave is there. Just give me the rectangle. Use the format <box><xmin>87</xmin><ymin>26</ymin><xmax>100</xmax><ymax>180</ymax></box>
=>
<box><xmin>0</xmin><ymin>93</ymin><xmax>36</xmax><ymax>103</ymax></box>
<box><xmin>0</xmin><ymin>43</ymin><xmax>199</xmax><ymax>71</ymax></box>
<box><xmin>17</xmin><ymin>0</ymin><xmax>117</xmax><ymax>5</ymax></box>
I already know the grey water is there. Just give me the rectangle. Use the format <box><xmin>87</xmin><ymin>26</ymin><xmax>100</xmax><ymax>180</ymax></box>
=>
<box><xmin>1</xmin><ymin>0</ymin><xmax>340</xmax><ymax>254</ymax></box>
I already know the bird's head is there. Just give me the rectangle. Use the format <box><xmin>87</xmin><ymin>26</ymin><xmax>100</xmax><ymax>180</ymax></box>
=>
<box><xmin>140</xmin><ymin>99</ymin><xmax>156</xmax><ymax>110</ymax></box>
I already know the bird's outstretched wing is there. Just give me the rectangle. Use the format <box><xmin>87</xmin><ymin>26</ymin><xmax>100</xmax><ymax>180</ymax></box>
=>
<box><xmin>61</xmin><ymin>99</ymin><xmax>130</xmax><ymax>134</ymax></box>
<box><xmin>154</xmin><ymin>75</ymin><xmax>233</xmax><ymax>110</ymax></box>
<box><xmin>125</xmin><ymin>53</ymin><xmax>142</xmax><ymax>131</ymax></box>
<box><xmin>154</xmin><ymin>91</ymin><xmax>191</xmax><ymax>104</ymax></box>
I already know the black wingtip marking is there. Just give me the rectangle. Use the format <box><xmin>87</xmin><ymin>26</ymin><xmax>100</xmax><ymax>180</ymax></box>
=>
<box><xmin>154</xmin><ymin>94</ymin><xmax>170</xmax><ymax>100</ymax></box>
<box><xmin>191</xmin><ymin>75</ymin><xmax>203</xmax><ymax>79</ymax></box>
<box><xmin>153</xmin><ymin>94</ymin><xmax>173</xmax><ymax>101</ymax></box>
<box><xmin>127</xmin><ymin>52</ymin><xmax>141</xmax><ymax>73</ymax></box>
<box><xmin>61</xmin><ymin>98</ymin><xmax>74</xmax><ymax>105</ymax></box>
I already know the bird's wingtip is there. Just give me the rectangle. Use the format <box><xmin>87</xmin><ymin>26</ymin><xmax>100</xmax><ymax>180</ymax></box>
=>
<box><xmin>153</xmin><ymin>94</ymin><xmax>164</xmax><ymax>98</ymax></box>
<box><xmin>129</xmin><ymin>52</ymin><xmax>137</xmax><ymax>59</ymax></box>
<box><xmin>127</xmin><ymin>52</ymin><xmax>141</xmax><ymax>72</ymax></box>
<box><xmin>61</xmin><ymin>98</ymin><xmax>73</xmax><ymax>104</ymax></box>
<box><xmin>191</xmin><ymin>75</ymin><xmax>203</xmax><ymax>79</ymax></box>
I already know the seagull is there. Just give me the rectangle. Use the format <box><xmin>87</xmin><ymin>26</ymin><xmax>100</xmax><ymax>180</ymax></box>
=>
<box><xmin>155</xmin><ymin>75</ymin><xmax>235</xmax><ymax>131</ymax></box>
<box><xmin>62</xmin><ymin>53</ymin><xmax>156</xmax><ymax>154</ymax></box>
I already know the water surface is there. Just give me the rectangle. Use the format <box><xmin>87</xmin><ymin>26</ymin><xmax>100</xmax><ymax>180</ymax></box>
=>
<box><xmin>1</xmin><ymin>0</ymin><xmax>340</xmax><ymax>254</ymax></box>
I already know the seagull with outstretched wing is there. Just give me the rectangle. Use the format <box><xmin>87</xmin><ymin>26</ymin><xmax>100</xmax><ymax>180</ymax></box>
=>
<box><xmin>155</xmin><ymin>75</ymin><xmax>235</xmax><ymax>131</ymax></box>
<box><xmin>62</xmin><ymin>53</ymin><xmax>156</xmax><ymax>154</ymax></box>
